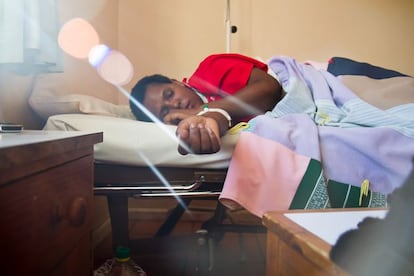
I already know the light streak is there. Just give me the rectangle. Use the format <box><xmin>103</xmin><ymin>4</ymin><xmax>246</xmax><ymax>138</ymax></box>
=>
<box><xmin>115</xmin><ymin>85</ymin><xmax>194</xmax><ymax>154</ymax></box>
<box><xmin>136</xmin><ymin>150</ymin><xmax>189</xmax><ymax>211</ymax></box>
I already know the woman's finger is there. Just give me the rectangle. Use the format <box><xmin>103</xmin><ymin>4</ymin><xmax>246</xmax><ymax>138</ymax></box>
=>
<box><xmin>198</xmin><ymin>125</ymin><xmax>218</xmax><ymax>153</ymax></box>
<box><xmin>164</xmin><ymin>112</ymin><xmax>185</xmax><ymax>125</ymax></box>
<box><xmin>176</xmin><ymin>118</ymin><xmax>192</xmax><ymax>155</ymax></box>
<box><xmin>176</xmin><ymin>116</ymin><xmax>221</xmax><ymax>155</ymax></box>
<box><xmin>206</xmin><ymin>127</ymin><xmax>220</xmax><ymax>153</ymax></box>
<box><xmin>198</xmin><ymin>124</ymin><xmax>212</xmax><ymax>153</ymax></box>
<box><xmin>188</xmin><ymin>122</ymin><xmax>202</xmax><ymax>153</ymax></box>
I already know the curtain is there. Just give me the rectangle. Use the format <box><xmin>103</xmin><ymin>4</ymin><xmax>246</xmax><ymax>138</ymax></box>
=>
<box><xmin>0</xmin><ymin>0</ymin><xmax>62</xmax><ymax>74</ymax></box>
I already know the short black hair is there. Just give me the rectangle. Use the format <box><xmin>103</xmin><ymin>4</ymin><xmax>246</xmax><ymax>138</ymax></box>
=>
<box><xmin>129</xmin><ymin>74</ymin><xmax>172</xmax><ymax>122</ymax></box>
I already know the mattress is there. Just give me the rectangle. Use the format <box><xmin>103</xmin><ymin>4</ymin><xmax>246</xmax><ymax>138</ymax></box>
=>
<box><xmin>43</xmin><ymin>114</ymin><xmax>239</xmax><ymax>168</ymax></box>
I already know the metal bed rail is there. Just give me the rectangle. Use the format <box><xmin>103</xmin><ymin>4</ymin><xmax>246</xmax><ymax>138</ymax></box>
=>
<box><xmin>94</xmin><ymin>168</ymin><xmax>226</xmax><ymax>197</ymax></box>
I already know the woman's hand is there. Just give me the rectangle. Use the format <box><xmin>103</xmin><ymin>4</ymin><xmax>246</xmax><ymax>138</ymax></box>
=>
<box><xmin>176</xmin><ymin>116</ymin><xmax>221</xmax><ymax>155</ymax></box>
<box><xmin>163</xmin><ymin>108</ymin><xmax>201</xmax><ymax>125</ymax></box>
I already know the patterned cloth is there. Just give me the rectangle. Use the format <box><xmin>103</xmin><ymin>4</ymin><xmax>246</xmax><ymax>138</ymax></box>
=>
<box><xmin>219</xmin><ymin>56</ymin><xmax>414</xmax><ymax>217</ymax></box>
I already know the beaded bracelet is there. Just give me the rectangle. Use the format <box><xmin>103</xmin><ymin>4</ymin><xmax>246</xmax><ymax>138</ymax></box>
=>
<box><xmin>196</xmin><ymin>104</ymin><xmax>232</xmax><ymax>128</ymax></box>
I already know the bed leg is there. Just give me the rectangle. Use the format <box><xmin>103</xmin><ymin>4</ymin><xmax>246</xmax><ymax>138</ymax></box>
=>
<box><xmin>201</xmin><ymin>202</ymin><xmax>226</xmax><ymax>243</ymax></box>
<box><xmin>155</xmin><ymin>198</ymin><xmax>192</xmax><ymax>237</ymax></box>
<box><xmin>107</xmin><ymin>195</ymin><xmax>129</xmax><ymax>250</ymax></box>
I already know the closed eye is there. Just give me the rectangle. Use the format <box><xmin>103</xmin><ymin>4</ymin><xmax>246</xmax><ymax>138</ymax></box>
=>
<box><xmin>163</xmin><ymin>88</ymin><xmax>173</xmax><ymax>100</ymax></box>
<box><xmin>160</xmin><ymin>106</ymin><xmax>170</xmax><ymax>119</ymax></box>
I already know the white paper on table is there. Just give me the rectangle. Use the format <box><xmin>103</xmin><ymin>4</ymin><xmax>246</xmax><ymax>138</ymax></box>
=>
<box><xmin>284</xmin><ymin>210</ymin><xmax>388</xmax><ymax>245</ymax></box>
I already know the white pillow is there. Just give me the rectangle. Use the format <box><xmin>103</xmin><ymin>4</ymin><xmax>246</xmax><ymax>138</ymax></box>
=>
<box><xmin>29</xmin><ymin>94</ymin><xmax>135</xmax><ymax>120</ymax></box>
<box><xmin>44</xmin><ymin>114</ymin><xmax>238</xmax><ymax>168</ymax></box>
<box><xmin>28</xmin><ymin>73</ymin><xmax>135</xmax><ymax>120</ymax></box>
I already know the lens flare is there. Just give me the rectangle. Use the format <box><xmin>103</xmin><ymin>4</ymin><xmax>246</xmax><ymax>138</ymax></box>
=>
<box><xmin>92</xmin><ymin>49</ymin><xmax>134</xmax><ymax>86</ymax></box>
<box><xmin>88</xmin><ymin>44</ymin><xmax>111</xmax><ymax>67</ymax></box>
<box><xmin>58</xmin><ymin>17</ymin><xmax>100</xmax><ymax>59</ymax></box>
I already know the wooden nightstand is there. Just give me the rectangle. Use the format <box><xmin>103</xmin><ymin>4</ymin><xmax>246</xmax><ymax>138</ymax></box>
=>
<box><xmin>263</xmin><ymin>209</ymin><xmax>387</xmax><ymax>276</ymax></box>
<box><xmin>0</xmin><ymin>130</ymin><xmax>102</xmax><ymax>275</ymax></box>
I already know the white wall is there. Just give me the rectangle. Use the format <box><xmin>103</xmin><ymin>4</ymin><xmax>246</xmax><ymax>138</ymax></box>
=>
<box><xmin>1</xmin><ymin>0</ymin><xmax>413</xmax><ymax>127</ymax></box>
<box><xmin>120</xmin><ymin>0</ymin><xmax>414</xmax><ymax>100</ymax></box>
<box><xmin>242</xmin><ymin>0</ymin><xmax>414</xmax><ymax>74</ymax></box>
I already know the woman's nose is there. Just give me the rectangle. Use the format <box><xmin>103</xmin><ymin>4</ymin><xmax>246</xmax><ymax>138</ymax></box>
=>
<box><xmin>165</xmin><ymin>99</ymin><xmax>180</xmax><ymax>108</ymax></box>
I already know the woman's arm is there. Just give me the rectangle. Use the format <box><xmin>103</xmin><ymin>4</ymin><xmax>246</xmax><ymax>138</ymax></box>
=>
<box><xmin>176</xmin><ymin>68</ymin><xmax>283</xmax><ymax>154</ymax></box>
<box><xmin>208</xmin><ymin>67</ymin><xmax>283</xmax><ymax>123</ymax></box>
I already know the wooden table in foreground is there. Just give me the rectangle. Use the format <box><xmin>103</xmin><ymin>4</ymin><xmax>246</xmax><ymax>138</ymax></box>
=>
<box><xmin>262</xmin><ymin>209</ymin><xmax>387</xmax><ymax>276</ymax></box>
<box><xmin>0</xmin><ymin>130</ymin><xmax>103</xmax><ymax>276</ymax></box>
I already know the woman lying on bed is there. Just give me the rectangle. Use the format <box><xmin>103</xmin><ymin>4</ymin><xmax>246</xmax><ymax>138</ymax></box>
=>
<box><xmin>131</xmin><ymin>53</ymin><xmax>414</xmax><ymax>215</ymax></box>
<box><xmin>130</xmin><ymin>53</ymin><xmax>285</xmax><ymax>155</ymax></box>
<box><xmin>130</xmin><ymin>53</ymin><xmax>412</xmax><ymax>155</ymax></box>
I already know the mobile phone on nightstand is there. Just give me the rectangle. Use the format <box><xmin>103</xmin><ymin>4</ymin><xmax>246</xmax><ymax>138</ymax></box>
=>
<box><xmin>0</xmin><ymin>123</ymin><xmax>24</xmax><ymax>133</ymax></box>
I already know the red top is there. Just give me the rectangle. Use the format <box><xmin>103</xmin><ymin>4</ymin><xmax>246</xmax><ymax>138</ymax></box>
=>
<box><xmin>182</xmin><ymin>53</ymin><xmax>268</xmax><ymax>102</ymax></box>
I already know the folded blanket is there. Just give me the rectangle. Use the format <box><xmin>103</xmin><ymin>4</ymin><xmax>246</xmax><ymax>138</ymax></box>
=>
<box><xmin>220</xmin><ymin>56</ymin><xmax>414</xmax><ymax>217</ymax></box>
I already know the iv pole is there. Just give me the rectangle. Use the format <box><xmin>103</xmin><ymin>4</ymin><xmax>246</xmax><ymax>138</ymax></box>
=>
<box><xmin>225</xmin><ymin>0</ymin><xmax>231</xmax><ymax>53</ymax></box>
<box><xmin>225</xmin><ymin>0</ymin><xmax>237</xmax><ymax>53</ymax></box>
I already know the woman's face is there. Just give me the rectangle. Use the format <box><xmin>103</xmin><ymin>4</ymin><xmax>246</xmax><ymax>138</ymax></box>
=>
<box><xmin>143</xmin><ymin>80</ymin><xmax>204</xmax><ymax>121</ymax></box>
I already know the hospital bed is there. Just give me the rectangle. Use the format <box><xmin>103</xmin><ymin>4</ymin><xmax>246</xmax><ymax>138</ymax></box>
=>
<box><xmin>42</xmin><ymin>113</ymin><xmax>265</xmax><ymax>268</ymax></box>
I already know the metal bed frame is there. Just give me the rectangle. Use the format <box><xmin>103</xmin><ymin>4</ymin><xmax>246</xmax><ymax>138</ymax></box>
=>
<box><xmin>93</xmin><ymin>161</ymin><xmax>266</xmax><ymax>271</ymax></box>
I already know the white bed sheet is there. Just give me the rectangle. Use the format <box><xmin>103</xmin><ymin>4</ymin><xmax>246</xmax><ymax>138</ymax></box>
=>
<box><xmin>43</xmin><ymin>114</ymin><xmax>238</xmax><ymax>168</ymax></box>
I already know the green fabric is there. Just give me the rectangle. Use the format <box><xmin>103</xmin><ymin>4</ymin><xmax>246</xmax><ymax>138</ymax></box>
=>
<box><xmin>289</xmin><ymin>159</ymin><xmax>388</xmax><ymax>210</ymax></box>
<box><xmin>289</xmin><ymin>159</ymin><xmax>329</xmax><ymax>209</ymax></box>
